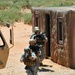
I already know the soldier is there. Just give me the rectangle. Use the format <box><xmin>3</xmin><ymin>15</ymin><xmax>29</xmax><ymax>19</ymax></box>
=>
<box><xmin>20</xmin><ymin>47</ymin><xmax>38</xmax><ymax>75</ymax></box>
<box><xmin>29</xmin><ymin>39</ymin><xmax>41</xmax><ymax>57</ymax></box>
<box><xmin>30</xmin><ymin>26</ymin><xmax>39</xmax><ymax>39</ymax></box>
<box><xmin>30</xmin><ymin>26</ymin><xmax>48</xmax><ymax>46</ymax></box>
<box><xmin>30</xmin><ymin>26</ymin><xmax>47</xmax><ymax>66</ymax></box>
<box><xmin>28</xmin><ymin>39</ymin><xmax>41</xmax><ymax>69</ymax></box>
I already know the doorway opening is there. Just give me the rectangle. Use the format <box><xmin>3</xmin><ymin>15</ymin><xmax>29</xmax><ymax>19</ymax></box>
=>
<box><xmin>34</xmin><ymin>16</ymin><xmax>38</xmax><ymax>26</ymax></box>
<box><xmin>45</xmin><ymin>14</ymin><xmax>51</xmax><ymax>57</ymax></box>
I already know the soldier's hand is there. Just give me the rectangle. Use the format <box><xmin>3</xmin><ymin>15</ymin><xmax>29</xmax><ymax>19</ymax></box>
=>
<box><xmin>37</xmin><ymin>51</ymin><xmax>41</xmax><ymax>56</ymax></box>
<box><xmin>20</xmin><ymin>58</ymin><xmax>23</xmax><ymax>62</ymax></box>
<box><xmin>29</xmin><ymin>57</ymin><xmax>35</xmax><ymax>61</ymax></box>
<box><xmin>43</xmin><ymin>40</ymin><xmax>47</xmax><ymax>43</ymax></box>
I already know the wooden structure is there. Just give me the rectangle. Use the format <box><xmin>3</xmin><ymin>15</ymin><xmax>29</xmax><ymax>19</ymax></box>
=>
<box><xmin>31</xmin><ymin>6</ymin><xmax>75</xmax><ymax>68</ymax></box>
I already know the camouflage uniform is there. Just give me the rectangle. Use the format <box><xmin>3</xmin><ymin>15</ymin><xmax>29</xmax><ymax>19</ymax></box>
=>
<box><xmin>30</xmin><ymin>27</ymin><xmax>47</xmax><ymax>65</ymax></box>
<box><xmin>20</xmin><ymin>47</ymin><xmax>38</xmax><ymax>75</ymax></box>
<box><xmin>28</xmin><ymin>39</ymin><xmax>41</xmax><ymax>70</ymax></box>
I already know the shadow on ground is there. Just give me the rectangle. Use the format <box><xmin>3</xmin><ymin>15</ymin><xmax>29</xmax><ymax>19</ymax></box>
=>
<box><xmin>40</xmin><ymin>64</ymin><xmax>53</xmax><ymax>67</ymax></box>
<box><xmin>39</xmin><ymin>67</ymin><xmax>54</xmax><ymax>72</ymax></box>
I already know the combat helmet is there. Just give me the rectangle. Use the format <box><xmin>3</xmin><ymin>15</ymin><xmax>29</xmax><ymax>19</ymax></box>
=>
<box><xmin>34</xmin><ymin>26</ymin><xmax>40</xmax><ymax>34</ymax></box>
<box><xmin>34</xmin><ymin>26</ymin><xmax>40</xmax><ymax>32</ymax></box>
<box><xmin>29</xmin><ymin>39</ymin><xmax>35</xmax><ymax>44</ymax></box>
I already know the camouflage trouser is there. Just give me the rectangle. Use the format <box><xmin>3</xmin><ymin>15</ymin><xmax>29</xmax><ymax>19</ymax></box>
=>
<box><xmin>35</xmin><ymin>58</ymin><xmax>40</xmax><ymax>70</ymax></box>
<box><xmin>26</xmin><ymin>64</ymin><xmax>38</xmax><ymax>75</ymax></box>
<box><xmin>39</xmin><ymin>47</ymin><xmax>45</xmax><ymax>63</ymax></box>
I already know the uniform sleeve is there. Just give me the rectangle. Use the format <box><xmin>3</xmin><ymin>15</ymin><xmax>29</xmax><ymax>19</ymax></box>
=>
<box><xmin>20</xmin><ymin>53</ymin><xmax>25</xmax><ymax>62</ymax></box>
<box><xmin>42</xmin><ymin>33</ymin><xmax>48</xmax><ymax>41</ymax></box>
<box><xmin>30</xmin><ymin>33</ymin><xmax>35</xmax><ymax>39</ymax></box>
<box><xmin>44</xmin><ymin>34</ymin><xmax>48</xmax><ymax>41</ymax></box>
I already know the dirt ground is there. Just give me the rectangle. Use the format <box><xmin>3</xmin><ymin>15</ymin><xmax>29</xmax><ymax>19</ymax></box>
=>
<box><xmin>0</xmin><ymin>22</ymin><xmax>75</xmax><ymax>75</ymax></box>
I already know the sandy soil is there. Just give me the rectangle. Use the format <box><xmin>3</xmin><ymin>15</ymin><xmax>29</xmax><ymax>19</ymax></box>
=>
<box><xmin>0</xmin><ymin>22</ymin><xmax>75</xmax><ymax>75</ymax></box>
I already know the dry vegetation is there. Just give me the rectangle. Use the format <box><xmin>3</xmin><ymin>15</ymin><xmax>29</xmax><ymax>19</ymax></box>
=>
<box><xmin>0</xmin><ymin>0</ymin><xmax>75</xmax><ymax>25</ymax></box>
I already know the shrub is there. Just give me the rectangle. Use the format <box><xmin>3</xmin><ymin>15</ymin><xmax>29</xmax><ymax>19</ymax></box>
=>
<box><xmin>0</xmin><ymin>0</ymin><xmax>75</xmax><ymax>25</ymax></box>
<box><xmin>0</xmin><ymin>8</ymin><xmax>21</xmax><ymax>24</ymax></box>
<box><xmin>23</xmin><ymin>13</ymin><xmax>32</xmax><ymax>24</ymax></box>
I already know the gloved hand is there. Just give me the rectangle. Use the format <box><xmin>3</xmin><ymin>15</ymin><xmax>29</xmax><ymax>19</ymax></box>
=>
<box><xmin>20</xmin><ymin>58</ymin><xmax>23</xmax><ymax>62</ymax></box>
<box><xmin>29</xmin><ymin>57</ymin><xmax>35</xmax><ymax>61</ymax></box>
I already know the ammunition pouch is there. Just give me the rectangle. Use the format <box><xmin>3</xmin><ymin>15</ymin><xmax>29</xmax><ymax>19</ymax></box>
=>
<box><xmin>36</xmin><ymin>39</ymin><xmax>44</xmax><ymax>45</ymax></box>
<box><xmin>23</xmin><ymin>58</ymin><xmax>37</xmax><ymax>66</ymax></box>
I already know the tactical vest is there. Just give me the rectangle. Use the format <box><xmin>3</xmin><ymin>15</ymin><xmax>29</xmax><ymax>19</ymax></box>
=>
<box><xmin>34</xmin><ymin>35</ymin><xmax>44</xmax><ymax>45</ymax></box>
<box><xmin>23</xmin><ymin>53</ymin><xmax>36</xmax><ymax>66</ymax></box>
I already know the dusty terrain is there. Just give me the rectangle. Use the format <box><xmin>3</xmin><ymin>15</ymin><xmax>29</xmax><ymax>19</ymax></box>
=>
<box><xmin>0</xmin><ymin>22</ymin><xmax>75</xmax><ymax>75</ymax></box>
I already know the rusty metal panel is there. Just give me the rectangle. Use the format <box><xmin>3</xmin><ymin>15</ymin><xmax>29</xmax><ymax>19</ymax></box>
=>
<box><xmin>68</xmin><ymin>11</ymin><xmax>75</xmax><ymax>68</ymax></box>
<box><xmin>57</xmin><ymin>12</ymin><xmax>69</xmax><ymax>67</ymax></box>
<box><xmin>57</xmin><ymin>12</ymin><xmax>67</xmax><ymax>66</ymax></box>
<box><xmin>50</xmin><ymin>11</ymin><xmax>70</xmax><ymax>67</ymax></box>
<box><xmin>65</xmin><ymin>11</ymin><xmax>71</xmax><ymax>68</ymax></box>
<box><xmin>31</xmin><ymin>10</ymin><xmax>40</xmax><ymax>31</ymax></box>
<box><xmin>50</xmin><ymin>11</ymin><xmax>58</xmax><ymax>62</ymax></box>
